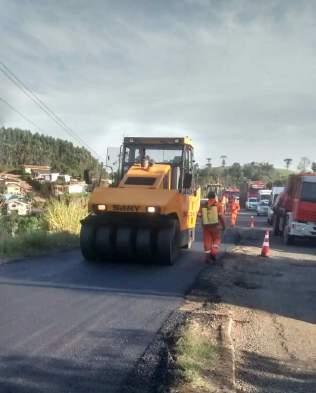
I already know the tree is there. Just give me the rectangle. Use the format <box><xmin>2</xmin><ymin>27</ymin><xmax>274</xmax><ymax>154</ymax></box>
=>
<box><xmin>312</xmin><ymin>162</ymin><xmax>316</xmax><ymax>173</ymax></box>
<box><xmin>0</xmin><ymin>127</ymin><xmax>100</xmax><ymax>177</ymax></box>
<box><xmin>274</xmin><ymin>179</ymin><xmax>285</xmax><ymax>186</ymax></box>
<box><xmin>227</xmin><ymin>163</ymin><xmax>242</xmax><ymax>182</ymax></box>
<box><xmin>298</xmin><ymin>157</ymin><xmax>311</xmax><ymax>172</ymax></box>
<box><xmin>284</xmin><ymin>158</ymin><xmax>292</xmax><ymax>170</ymax></box>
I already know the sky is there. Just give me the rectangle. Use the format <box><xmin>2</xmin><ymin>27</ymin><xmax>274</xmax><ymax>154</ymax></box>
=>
<box><xmin>1</xmin><ymin>0</ymin><xmax>316</xmax><ymax>168</ymax></box>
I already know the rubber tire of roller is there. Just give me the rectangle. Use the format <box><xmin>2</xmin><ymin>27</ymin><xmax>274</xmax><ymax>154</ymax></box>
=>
<box><xmin>116</xmin><ymin>227</ymin><xmax>134</xmax><ymax>259</ymax></box>
<box><xmin>135</xmin><ymin>228</ymin><xmax>152</xmax><ymax>260</ymax></box>
<box><xmin>80</xmin><ymin>224</ymin><xmax>96</xmax><ymax>261</ymax></box>
<box><xmin>157</xmin><ymin>223</ymin><xmax>178</xmax><ymax>265</ymax></box>
<box><xmin>95</xmin><ymin>226</ymin><xmax>113</xmax><ymax>260</ymax></box>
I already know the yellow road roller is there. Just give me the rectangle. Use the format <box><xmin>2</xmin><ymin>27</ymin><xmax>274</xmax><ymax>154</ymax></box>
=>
<box><xmin>80</xmin><ymin>137</ymin><xmax>201</xmax><ymax>264</ymax></box>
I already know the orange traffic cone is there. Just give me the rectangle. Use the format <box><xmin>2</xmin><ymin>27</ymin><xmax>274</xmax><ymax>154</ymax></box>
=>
<box><xmin>249</xmin><ymin>216</ymin><xmax>255</xmax><ymax>228</ymax></box>
<box><xmin>261</xmin><ymin>231</ymin><xmax>270</xmax><ymax>257</ymax></box>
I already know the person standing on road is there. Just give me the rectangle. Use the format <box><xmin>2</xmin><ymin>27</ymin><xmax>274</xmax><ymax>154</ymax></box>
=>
<box><xmin>230</xmin><ymin>197</ymin><xmax>240</xmax><ymax>227</ymax></box>
<box><xmin>201</xmin><ymin>191</ymin><xmax>226</xmax><ymax>262</ymax></box>
<box><xmin>220</xmin><ymin>194</ymin><xmax>228</xmax><ymax>214</ymax></box>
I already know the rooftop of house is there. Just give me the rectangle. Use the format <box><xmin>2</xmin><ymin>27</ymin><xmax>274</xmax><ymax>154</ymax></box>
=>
<box><xmin>2</xmin><ymin>180</ymin><xmax>21</xmax><ymax>185</ymax></box>
<box><xmin>0</xmin><ymin>173</ymin><xmax>33</xmax><ymax>192</ymax></box>
<box><xmin>22</xmin><ymin>164</ymin><xmax>51</xmax><ymax>170</ymax></box>
<box><xmin>33</xmin><ymin>170</ymin><xmax>52</xmax><ymax>175</ymax></box>
<box><xmin>6</xmin><ymin>198</ymin><xmax>29</xmax><ymax>205</ymax></box>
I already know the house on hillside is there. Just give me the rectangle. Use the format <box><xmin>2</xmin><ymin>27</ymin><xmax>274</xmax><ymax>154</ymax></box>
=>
<box><xmin>32</xmin><ymin>171</ymin><xmax>52</xmax><ymax>183</ymax></box>
<box><xmin>33</xmin><ymin>172</ymin><xmax>72</xmax><ymax>184</ymax></box>
<box><xmin>22</xmin><ymin>164</ymin><xmax>51</xmax><ymax>175</ymax></box>
<box><xmin>51</xmin><ymin>181</ymin><xmax>87</xmax><ymax>196</ymax></box>
<box><xmin>0</xmin><ymin>181</ymin><xmax>23</xmax><ymax>196</ymax></box>
<box><xmin>57</xmin><ymin>174</ymin><xmax>71</xmax><ymax>184</ymax></box>
<box><xmin>4</xmin><ymin>199</ymin><xmax>31</xmax><ymax>216</ymax></box>
<box><xmin>68</xmin><ymin>182</ymin><xmax>87</xmax><ymax>194</ymax></box>
<box><xmin>51</xmin><ymin>184</ymin><xmax>64</xmax><ymax>196</ymax></box>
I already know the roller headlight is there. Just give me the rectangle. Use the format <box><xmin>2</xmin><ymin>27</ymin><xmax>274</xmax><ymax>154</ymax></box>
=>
<box><xmin>96</xmin><ymin>204</ymin><xmax>107</xmax><ymax>211</ymax></box>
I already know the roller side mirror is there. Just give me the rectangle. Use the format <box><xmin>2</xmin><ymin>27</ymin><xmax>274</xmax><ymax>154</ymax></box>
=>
<box><xmin>84</xmin><ymin>169</ymin><xmax>92</xmax><ymax>185</ymax></box>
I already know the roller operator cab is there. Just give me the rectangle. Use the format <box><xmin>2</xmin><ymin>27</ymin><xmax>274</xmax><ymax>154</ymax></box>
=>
<box><xmin>80</xmin><ymin>137</ymin><xmax>201</xmax><ymax>264</ymax></box>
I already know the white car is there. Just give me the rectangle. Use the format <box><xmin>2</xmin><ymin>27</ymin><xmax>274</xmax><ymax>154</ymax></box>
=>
<box><xmin>256</xmin><ymin>201</ymin><xmax>269</xmax><ymax>216</ymax></box>
<box><xmin>246</xmin><ymin>197</ymin><xmax>258</xmax><ymax>210</ymax></box>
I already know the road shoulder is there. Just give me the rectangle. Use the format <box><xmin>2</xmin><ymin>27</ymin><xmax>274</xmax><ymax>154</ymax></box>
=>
<box><xmin>121</xmin><ymin>248</ymin><xmax>238</xmax><ymax>393</ymax></box>
<box><xmin>121</xmin><ymin>237</ymin><xmax>316</xmax><ymax>393</ymax></box>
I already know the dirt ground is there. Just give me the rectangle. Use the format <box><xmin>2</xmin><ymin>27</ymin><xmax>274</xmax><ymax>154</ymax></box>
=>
<box><xmin>201</xmin><ymin>244</ymin><xmax>316</xmax><ymax>393</ymax></box>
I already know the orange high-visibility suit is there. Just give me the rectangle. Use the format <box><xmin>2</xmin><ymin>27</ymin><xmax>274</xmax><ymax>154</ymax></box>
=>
<box><xmin>220</xmin><ymin>195</ymin><xmax>228</xmax><ymax>214</ymax></box>
<box><xmin>202</xmin><ymin>199</ymin><xmax>226</xmax><ymax>260</ymax></box>
<box><xmin>230</xmin><ymin>199</ymin><xmax>240</xmax><ymax>226</ymax></box>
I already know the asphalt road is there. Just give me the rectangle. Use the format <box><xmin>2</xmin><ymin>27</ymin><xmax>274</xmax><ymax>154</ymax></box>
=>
<box><xmin>0</xmin><ymin>242</ymin><xmax>206</xmax><ymax>392</ymax></box>
<box><xmin>232</xmin><ymin>208</ymin><xmax>269</xmax><ymax>229</ymax></box>
<box><xmin>1</xmin><ymin>209</ymin><xmax>308</xmax><ymax>393</ymax></box>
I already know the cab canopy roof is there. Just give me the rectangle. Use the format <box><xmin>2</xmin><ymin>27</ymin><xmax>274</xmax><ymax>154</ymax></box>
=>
<box><xmin>123</xmin><ymin>137</ymin><xmax>193</xmax><ymax>147</ymax></box>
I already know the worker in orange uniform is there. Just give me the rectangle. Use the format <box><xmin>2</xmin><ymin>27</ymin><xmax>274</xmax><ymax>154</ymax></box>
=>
<box><xmin>230</xmin><ymin>197</ymin><xmax>240</xmax><ymax>227</ymax></box>
<box><xmin>220</xmin><ymin>194</ymin><xmax>228</xmax><ymax>214</ymax></box>
<box><xmin>201</xmin><ymin>191</ymin><xmax>226</xmax><ymax>262</ymax></box>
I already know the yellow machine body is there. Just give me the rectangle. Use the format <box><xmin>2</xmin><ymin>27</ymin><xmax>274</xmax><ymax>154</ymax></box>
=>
<box><xmin>89</xmin><ymin>163</ymin><xmax>200</xmax><ymax>232</ymax></box>
<box><xmin>80</xmin><ymin>137</ymin><xmax>201</xmax><ymax>264</ymax></box>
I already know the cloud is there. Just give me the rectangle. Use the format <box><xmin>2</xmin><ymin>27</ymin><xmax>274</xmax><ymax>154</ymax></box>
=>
<box><xmin>0</xmin><ymin>0</ymin><xmax>316</xmax><ymax>167</ymax></box>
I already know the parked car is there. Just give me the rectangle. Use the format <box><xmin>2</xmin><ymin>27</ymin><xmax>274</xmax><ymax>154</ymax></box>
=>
<box><xmin>246</xmin><ymin>197</ymin><xmax>258</xmax><ymax>210</ymax></box>
<box><xmin>257</xmin><ymin>200</ymin><xmax>269</xmax><ymax>216</ymax></box>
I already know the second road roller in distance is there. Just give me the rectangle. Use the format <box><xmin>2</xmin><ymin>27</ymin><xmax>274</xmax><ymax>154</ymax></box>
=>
<box><xmin>80</xmin><ymin>137</ymin><xmax>201</xmax><ymax>264</ymax></box>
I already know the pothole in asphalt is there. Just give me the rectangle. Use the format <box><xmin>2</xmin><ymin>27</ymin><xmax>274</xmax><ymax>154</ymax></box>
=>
<box><xmin>233</xmin><ymin>279</ymin><xmax>261</xmax><ymax>290</ymax></box>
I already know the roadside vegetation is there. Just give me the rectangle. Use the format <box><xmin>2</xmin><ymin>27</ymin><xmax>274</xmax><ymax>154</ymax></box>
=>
<box><xmin>173</xmin><ymin>320</ymin><xmax>218</xmax><ymax>392</ymax></box>
<box><xmin>0</xmin><ymin>198</ymin><xmax>87</xmax><ymax>259</ymax></box>
<box><xmin>43</xmin><ymin>197</ymin><xmax>87</xmax><ymax>234</ymax></box>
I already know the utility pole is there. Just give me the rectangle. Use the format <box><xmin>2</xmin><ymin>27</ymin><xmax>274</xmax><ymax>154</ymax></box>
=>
<box><xmin>220</xmin><ymin>155</ymin><xmax>228</xmax><ymax>188</ymax></box>
<box><xmin>220</xmin><ymin>155</ymin><xmax>227</xmax><ymax>168</ymax></box>
<box><xmin>206</xmin><ymin>158</ymin><xmax>212</xmax><ymax>184</ymax></box>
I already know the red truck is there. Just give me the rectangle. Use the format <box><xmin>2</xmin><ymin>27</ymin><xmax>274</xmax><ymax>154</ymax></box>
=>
<box><xmin>240</xmin><ymin>180</ymin><xmax>266</xmax><ymax>208</ymax></box>
<box><xmin>273</xmin><ymin>173</ymin><xmax>316</xmax><ymax>244</ymax></box>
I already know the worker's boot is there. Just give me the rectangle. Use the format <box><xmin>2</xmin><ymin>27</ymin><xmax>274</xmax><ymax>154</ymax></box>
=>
<box><xmin>204</xmin><ymin>252</ymin><xmax>211</xmax><ymax>264</ymax></box>
<box><xmin>210</xmin><ymin>253</ymin><xmax>217</xmax><ymax>262</ymax></box>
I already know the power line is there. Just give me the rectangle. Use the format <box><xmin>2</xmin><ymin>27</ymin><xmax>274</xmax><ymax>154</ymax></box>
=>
<box><xmin>0</xmin><ymin>61</ymin><xmax>101</xmax><ymax>158</ymax></box>
<box><xmin>0</xmin><ymin>96</ymin><xmax>104</xmax><ymax>180</ymax></box>
<box><xmin>0</xmin><ymin>61</ymin><xmax>103</xmax><ymax>161</ymax></box>
<box><xmin>0</xmin><ymin>96</ymin><xmax>47</xmax><ymax>134</ymax></box>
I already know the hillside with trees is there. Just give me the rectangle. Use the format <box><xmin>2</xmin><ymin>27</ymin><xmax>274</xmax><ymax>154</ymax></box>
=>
<box><xmin>0</xmin><ymin>127</ymin><xmax>100</xmax><ymax>177</ymax></box>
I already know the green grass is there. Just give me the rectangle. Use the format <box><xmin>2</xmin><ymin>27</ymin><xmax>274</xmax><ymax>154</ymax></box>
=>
<box><xmin>0</xmin><ymin>230</ymin><xmax>79</xmax><ymax>259</ymax></box>
<box><xmin>176</xmin><ymin>322</ymin><xmax>217</xmax><ymax>391</ymax></box>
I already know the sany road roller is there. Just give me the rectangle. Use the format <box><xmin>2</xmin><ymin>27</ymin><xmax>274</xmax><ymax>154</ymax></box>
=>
<box><xmin>80</xmin><ymin>137</ymin><xmax>201</xmax><ymax>264</ymax></box>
